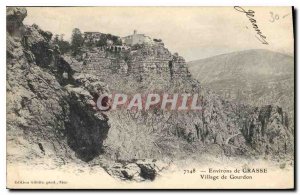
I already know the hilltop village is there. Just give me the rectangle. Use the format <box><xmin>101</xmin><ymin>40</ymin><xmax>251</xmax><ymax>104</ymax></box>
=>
<box><xmin>75</xmin><ymin>30</ymin><xmax>191</xmax><ymax>80</ymax></box>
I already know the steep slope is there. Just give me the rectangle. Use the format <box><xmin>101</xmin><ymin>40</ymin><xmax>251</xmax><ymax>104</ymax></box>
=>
<box><xmin>6</xmin><ymin>7</ymin><xmax>110</xmax><ymax>165</ymax></box>
<box><xmin>77</xmin><ymin>43</ymin><xmax>293</xmax><ymax>163</ymax></box>
<box><xmin>188</xmin><ymin>49</ymin><xmax>294</xmax><ymax>128</ymax></box>
<box><xmin>7</xmin><ymin>7</ymin><xmax>294</xmax><ymax>182</ymax></box>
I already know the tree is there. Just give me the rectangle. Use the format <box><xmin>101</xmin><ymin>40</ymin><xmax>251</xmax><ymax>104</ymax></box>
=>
<box><xmin>52</xmin><ymin>34</ymin><xmax>71</xmax><ymax>55</ymax></box>
<box><xmin>94</xmin><ymin>33</ymin><xmax>122</xmax><ymax>47</ymax></box>
<box><xmin>53</xmin><ymin>34</ymin><xmax>60</xmax><ymax>44</ymax></box>
<box><xmin>59</xmin><ymin>34</ymin><xmax>70</xmax><ymax>54</ymax></box>
<box><xmin>71</xmin><ymin>28</ymin><xmax>84</xmax><ymax>56</ymax></box>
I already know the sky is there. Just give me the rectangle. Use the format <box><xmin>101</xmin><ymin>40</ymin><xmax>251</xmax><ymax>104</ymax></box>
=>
<box><xmin>24</xmin><ymin>7</ymin><xmax>294</xmax><ymax>61</ymax></box>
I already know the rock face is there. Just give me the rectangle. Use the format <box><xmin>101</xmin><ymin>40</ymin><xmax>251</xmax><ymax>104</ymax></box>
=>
<box><xmin>79</xmin><ymin>36</ymin><xmax>293</xmax><ymax>161</ymax></box>
<box><xmin>238</xmin><ymin>105</ymin><xmax>293</xmax><ymax>156</ymax></box>
<box><xmin>6</xmin><ymin>7</ymin><xmax>294</xmax><ymax>182</ymax></box>
<box><xmin>6</xmin><ymin>7</ymin><xmax>110</xmax><ymax>164</ymax></box>
<box><xmin>65</xmin><ymin>74</ymin><xmax>110</xmax><ymax>162</ymax></box>
<box><xmin>100</xmin><ymin>159</ymin><xmax>168</xmax><ymax>181</ymax></box>
<box><xmin>6</xmin><ymin>7</ymin><xmax>27</xmax><ymax>36</ymax></box>
<box><xmin>7</xmin><ymin>8</ymin><xmax>69</xmax><ymax>163</ymax></box>
<box><xmin>22</xmin><ymin>24</ymin><xmax>53</xmax><ymax>66</ymax></box>
<box><xmin>81</xmin><ymin>42</ymin><xmax>190</xmax><ymax>81</ymax></box>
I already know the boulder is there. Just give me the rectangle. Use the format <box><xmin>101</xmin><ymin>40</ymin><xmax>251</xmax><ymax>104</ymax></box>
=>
<box><xmin>7</xmin><ymin>7</ymin><xmax>27</xmax><ymax>35</ymax></box>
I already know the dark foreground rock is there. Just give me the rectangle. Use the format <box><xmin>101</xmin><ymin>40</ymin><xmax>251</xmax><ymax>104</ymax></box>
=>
<box><xmin>100</xmin><ymin>159</ymin><xmax>169</xmax><ymax>181</ymax></box>
<box><xmin>7</xmin><ymin>7</ymin><xmax>110</xmax><ymax>164</ymax></box>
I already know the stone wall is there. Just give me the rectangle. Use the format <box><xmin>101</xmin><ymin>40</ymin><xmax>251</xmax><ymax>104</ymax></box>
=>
<box><xmin>81</xmin><ymin>43</ymin><xmax>191</xmax><ymax>81</ymax></box>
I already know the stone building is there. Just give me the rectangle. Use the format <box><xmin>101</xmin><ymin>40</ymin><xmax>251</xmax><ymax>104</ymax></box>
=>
<box><xmin>121</xmin><ymin>30</ymin><xmax>153</xmax><ymax>46</ymax></box>
<box><xmin>81</xmin><ymin>36</ymin><xmax>189</xmax><ymax>81</ymax></box>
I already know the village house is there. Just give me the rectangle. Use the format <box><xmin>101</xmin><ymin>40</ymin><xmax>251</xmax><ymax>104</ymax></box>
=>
<box><xmin>121</xmin><ymin>30</ymin><xmax>154</xmax><ymax>46</ymax></box>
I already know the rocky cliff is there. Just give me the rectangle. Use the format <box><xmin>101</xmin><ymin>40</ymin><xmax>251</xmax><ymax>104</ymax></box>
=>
<box><xmin>7</xmin><ymin>7</ymin><xmax>110</xmax><ymax>164</ymax></box>
<box><xmin>7</xmin><ymin>7</ymin><xmax>294</xmax><ymax>181</ymax></box>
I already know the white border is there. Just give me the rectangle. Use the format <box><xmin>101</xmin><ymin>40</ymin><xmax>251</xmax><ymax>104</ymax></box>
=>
<box><xmin>0</xmin><ymin>0</ymin><xmax>297</xmax><ymax>194</ymax></box>
<box><xmin>2</xmin><ymin>0</ymin><xmax>297</xmax><ymax>6</ymax></box>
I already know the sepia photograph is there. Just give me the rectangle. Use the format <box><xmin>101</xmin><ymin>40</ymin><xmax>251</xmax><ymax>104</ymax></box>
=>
<box><xmin>5</xmin><ymin>4</ymin><xmax>295</xmax><ymax>190</ymax></box>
